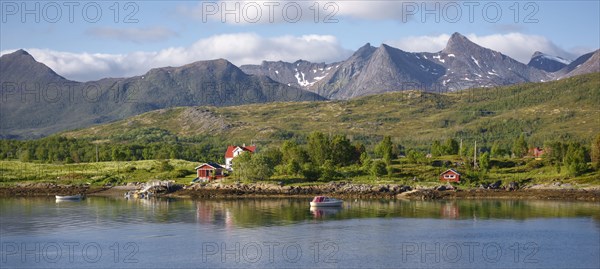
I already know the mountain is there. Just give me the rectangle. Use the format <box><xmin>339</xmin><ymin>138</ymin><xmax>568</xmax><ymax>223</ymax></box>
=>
<box><xmin>3</xmin><ymin>33</ymin><xmax>599</xmax><ymax>139</ymax></box>
<box><xmin>527</xmin><ymin>51</ymin><xmax>571</xmax><ymax>72</ymax></box>
<box><xmin>0</xmin><ymin>51</ymin><xmax>324</xmax><ymax>139</ymax></box>
<box><xmin>63</xmin><ymin>73</ymin><xmax>600</xmax><ymax>148</ymax></box>
<box><xmin>0</xmin><ymin>49</ymin><xmax>69</xmax><ymax>83</ymax></box>
<box><xmin>556</xmin><ymin>49</ymin><xmax>600</xmax><ymax>78</ymax></box>
<box><xmin>314</xmin><ymin>43</ymin><xmax>446</xmax><ymax>99</ymax></box>
<box><xmin>245</xmin><ymin>33</ymin><xmax>553</xmax><ymax>99</ymax></box>
<box><xmin>240</xmin><ymin>60</ymin><xmax>340</xmax><ymax>89</ymax></box>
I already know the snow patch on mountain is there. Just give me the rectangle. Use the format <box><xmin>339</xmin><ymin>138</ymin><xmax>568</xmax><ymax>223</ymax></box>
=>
<box><xmin>471</xmin><ymin>56</ymin><xmax>480</xmax><ymax>68</ymax></box>
<box><xmin>540</xmin><ymin>54</ymin><xmax>571</xmax><ymax>65</ymax></box>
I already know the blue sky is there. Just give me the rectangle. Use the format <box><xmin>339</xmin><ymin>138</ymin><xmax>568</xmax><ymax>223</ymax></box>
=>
<box><xmin>1</xmin><ymin>1</ymin><xmax>599</xmax><ymax>81</ymax></box>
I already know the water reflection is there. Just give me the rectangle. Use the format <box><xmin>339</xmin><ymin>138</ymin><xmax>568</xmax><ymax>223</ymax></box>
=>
<box><xmin>195</xmin><ymin>200</ymin><xmax>234</xmax><ymax>229</ymax></box>
<box><xmin>310</xmin><ymin>206</ymin><xmax>342</xmax><ymax>218</ymax></box>
<box><xmin>55</xmin><ymin>198</ymin><xmax>85</xmax><ymax>204</ymax></box>
<box><xmin>1</xmin><ymin>197</ymin><xmax>599</xmax><ymax>235</ymax></box>
<box><xmin>440</xmin><ymin>201</ymin><xmax>460</xmax><ymax>219</ymax></box>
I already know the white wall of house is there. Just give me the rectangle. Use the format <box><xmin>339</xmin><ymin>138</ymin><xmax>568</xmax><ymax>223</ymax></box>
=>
<box><xmin>226</xmin><ymin>147</ymin><xmax>247</xmax><ymax>170</ymax></box>
<box><xmin>225</xmin><ymin>157</ymin><xmax>234</xmax><ymax>169</ymax></box>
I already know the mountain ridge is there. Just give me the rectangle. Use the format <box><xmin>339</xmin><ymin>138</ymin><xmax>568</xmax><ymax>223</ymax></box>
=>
<box><xmin>62</xmin><ymin>72</ymin><xmax>600</xmax><ymax>149</ymax></box>
<box><xmin>0</xmin><ymin>53</ymin><xmax>324</xmax><ymax>139</ymax></box>
<box><xmin>244</xmin><ymin>32</ymin><xmax>595</xmax><ymax>99</ymax></box>
<box><xmin>2</xmin><ymin>32</ymin><xmax>599</xmax><ymax>139</ymax></box>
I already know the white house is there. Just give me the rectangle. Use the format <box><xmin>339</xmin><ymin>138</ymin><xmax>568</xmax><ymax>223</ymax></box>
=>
<box><xmin>224</xmin><ymin>144</ymin><xmax>256</xmax><ymax>170</ymax></box>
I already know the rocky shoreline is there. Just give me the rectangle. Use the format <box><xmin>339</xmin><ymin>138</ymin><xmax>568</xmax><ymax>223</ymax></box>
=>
<box><xmin>168</xmin><ymin>182</ymin><xmax>600</xmax><ymax>201</ymax></box>
<box><xmin>1</xmin><ymin>182</ymin><xmax>599</xmax><ymax>201</ymax></box>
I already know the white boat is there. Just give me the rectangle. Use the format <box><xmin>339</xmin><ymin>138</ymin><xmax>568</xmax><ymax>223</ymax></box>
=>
<box><xmin>55</xmin><ymin>194</ymin><xmax>84</xmax><ymax>200</ymax></box>
<box><xmin>310</xmin><ymin>196</ymin><xmax>343</xmax><ymax>207</ymax></box>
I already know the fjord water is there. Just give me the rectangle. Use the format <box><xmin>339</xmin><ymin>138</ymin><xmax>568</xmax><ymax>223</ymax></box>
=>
<box><xmin>1</xmin><ymin>197</ymin><xmax>599</xmax><ymax>269</ymax></box>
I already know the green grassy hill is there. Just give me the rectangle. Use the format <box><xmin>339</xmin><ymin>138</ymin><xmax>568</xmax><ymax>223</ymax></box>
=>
<box><xmin>64</xmin><ymin>73</ymin><xmax>600</xmax><ymax>149</ymax></box>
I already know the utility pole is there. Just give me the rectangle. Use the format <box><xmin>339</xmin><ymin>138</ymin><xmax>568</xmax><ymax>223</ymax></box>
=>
<box><xmin>96</xmin><ymin>144</ymin><xmax>99</xmax><ymax>162</ymax></box>
<box><xmin>459</xmin><ymin>139</ymin><xmax>463</xmax><ymax>156</ymax></box>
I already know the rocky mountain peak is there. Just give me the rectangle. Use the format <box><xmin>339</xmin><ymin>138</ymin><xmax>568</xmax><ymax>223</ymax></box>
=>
<box><xmin>443</xmin><ymin>32</ymin><xmax>480</xmax><ymax>54</ymax></box>
<box><xmin>531</xmin><ymin>51</ymin><xmax>545</xmax><ymax>59</ymax></box>
<box><xmin>0</xmin><ymin>49</ymin><xmax>67</xmax><ymax>82</ymax></box>
<box><xmin>352</xmin><ymin>43</ymin><xmax>377</xmax><ymax>59</ymax></box>
<box><xmin>527</xmin><ymin>51</ymin><xmax>572</xmax><ymax>72</ymax></box>
<box><xmin>2</xmin><ymin>49</ymin><xmax>37</xmax><ymax>63</ymax></box>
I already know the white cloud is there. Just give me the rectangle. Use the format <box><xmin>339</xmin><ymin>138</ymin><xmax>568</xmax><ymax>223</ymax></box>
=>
<box><xmin>386</xmin><ymin>34</ymin><xmax>451</xmax><ymax>53</ymax></box>
<box><xmin>335</xmin><ymin>1</ymin><xmax>412</xmax><ymax>20</ymax></box>
<box><xmin>1</xmin><ymin>33</ymin><xmax>351</xmax><ymax>82</ymax></box>
<box><xmin>177</xmin><ymin>1</ymin><xmax>412</xmax><ymax>24</ymax></box>
<box><xmin>86</xmin><ymin>26</ymin><xmax>178</xmax><ymax>43</ymax></box>
<box><xmin>388</xmin><ymin>32</ymin><xmax>580</xmax><ymax>63</ymax></box>
<box><xmin>466</xmin><ymin>33</ymin><xmax>578</xmax><ymax>63</ymax></box>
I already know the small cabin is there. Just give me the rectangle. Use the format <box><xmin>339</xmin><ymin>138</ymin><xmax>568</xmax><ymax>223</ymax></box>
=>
<box><xmin>440</xmin><ymin>169</ymin><xmax>461</xmax><ymax>182</ymax></box>
<box><xmin>528</xmin><ymin>147</ymin><xmax>545</xmax><ymax>159</ymax></box>
<box><xmin>195</xmin><ymin>162</ymin><xmax>225</xmax><ymax>182</ymax></box>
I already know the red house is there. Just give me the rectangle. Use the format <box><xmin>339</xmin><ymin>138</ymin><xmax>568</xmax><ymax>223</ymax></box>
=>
<box><xmin>440</xmin><ymin>169</ymin><xmax>461</xmax><ymax>182</ymax></box>
<box><xmin>194</xmin><ymin>162</ymin><xmax>225</xmax><ymax>182</ymax></box>
<box><xmin>224</xmin><ymin>144</ymin><xmax>257</xmax><ymax>170</ymax></box>
<box><xmin>528</xmin><ymin>147</ymin><xmax>545</xmax><ymax>158</ymax></box>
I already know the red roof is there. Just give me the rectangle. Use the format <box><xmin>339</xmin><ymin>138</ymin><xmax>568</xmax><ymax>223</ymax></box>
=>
<box><xmin>440</xmin><ymin>169</ymin><xmax>460</xmax><ymax>176</ymax></box>
<box><xmin>225</xmin><ymin>145</ymin><xmax>256</xmax><ymax>158</ymax></box>
<box><xmin>195</xmin><ymin>162</ymin><xmax>223</xmax><ymax>170</ymax></box>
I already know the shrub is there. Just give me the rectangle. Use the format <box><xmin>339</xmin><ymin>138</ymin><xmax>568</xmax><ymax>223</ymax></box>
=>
<box><xmin>370</xmin><ymin>160</ymin><xmax>387</xmax><ymax>178</ymax></box>
<box><xmin>157</xmin><ymin>160</ymin><xmax>174</xmax><ymax>172</ymax></box>
<box><xmin>301</xmin><ymin>163</ymin><xmax>321</xmax><ymax>180</ymax></box>
<box><xmin>124</xmin><ymin>166</ymin><xmax>137</xmax><ymax>172</ymax></box>
<box><xmin>525</xmin><ymin>160</ymin><xmax>545</xmax><ymax>170</ymax></box>
<box><xmin>171</xmin><ymin>168</ymin><xmax>193</xmax><ymax>178</ymax></box>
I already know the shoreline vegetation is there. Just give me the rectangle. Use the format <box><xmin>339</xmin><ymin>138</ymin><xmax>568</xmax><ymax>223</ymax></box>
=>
<box><xmin>1</xmin><ymin>181</ymin><xmax>599</xmax><ymax>201</ymax></box>
<box><xmin>1</xmin><ymin>131</ymin><xmax>599</xmax><ymax>202</ymax></box>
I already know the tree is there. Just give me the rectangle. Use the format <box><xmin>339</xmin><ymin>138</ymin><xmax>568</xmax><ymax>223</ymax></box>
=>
<box><xmin>479</xmin><ymin>152</ymin><xmax>490</xmax><ymax>171</ymax></box>
<box><xmin>248</xmin><ymin>154</ymin><xmax>274</xmax><ymax>180</ymax></box>
<box><xmin>232</xmin><ymin>152</ymin><xmax>253</xmax><ymax>180</ymax></box>
<box><xmin>591</xmin><ymin>134</ymin><xmax>600</xmax><ymax>170</ymax></box>
<box><xmin>157</xmin><ymin>160</ymin><xmax>174</xmax><ymax>172</ymax></box>
<box><xmin>281</xmin><ymin>140</ymin><xmax>309</xmax><ymax>164</ymax></box>
<box><xmin>512</xmin><ymin>134</ymin><xmax>528</xmax><ymax>158</ymax></box>
<box><xmin>301</xmin><ymin>163</ymin><xmax>321</xmax><ymax>180</ymax></box>
<box><xmin>18</xmin><ymin>149</ymin><xmax>30</xmax><ymax>162</ymax></box>
<box><xmin>352</xmin><ymin>143</ymin><xmax>366</xmax><ymax>164</ymax></box>
<box><xmin>320</xmin><ymin>160</ymin><xmax>337</xmax><ymax>181</ymax></box>
<box><xmin>431</xmin><ymin>140</ymin><xmax>444</xmax><ymax>157</ymax></box>
<box><xmin>443</xmin><ymin>138</ymin><xmax>459</xmax><ymax>155</ymax></box>
<box><xmin>490</xmin><ymin>142</ymin><xmax>505</xmax><ymax>158</ymax></box>
<box><xmin>544</xmin><ymin>141</ymin><xmax>567</xmax><ymax>173</ymax></box>
<box><xmin>307</xmin><ymin>132</ymin><xmax>330</xmax><ymax>164</ymax></box>
<box><xmin>406</xmin><ymin>149</ymin><xmax>426</xmax><ymax>164</ymax></box>
<box><xmin>360</xmin><ymin>151</ymin><xmax>372</xmax><ymax>170</ymax></box>
<box><xmin>111</xmin><ymin>147</ymin><xmax>126</xmax><ymax>161</ymax></box>
<box><xmin>564</xmin><ymin>143</ymin><xmax>587</xmax><ymax>176</ymax></box>
<box><xmin>375</xmin><ymin>136</ymin><xmax>394</xmax><ymax>164</ymax></box>
<box><xmin>233</xmin><ymin>153</ymin><xmax>273</xmax><ymax>181</ymax></box>
<box><xmin>459</xmin><ymin>143</ymin><xmax>469</xmax><ymax>158</ymax></box>
<box><xmin>286</xmin><ymin>160</ymin><xmax>301</xmax><ymax>175</ymax></box>
<box><xmin>330</xmin><ymin>135</ymin><xmax>353</xmax><ymax>166</ymax></box>
<box><xmin>370</xmin><ymin>160</ymin><xmax>387</xmax><ymax>178</ymax></box>
<box><xmin>261</xmin><ymin>147</ymin><xmax>283</xmax><ymax>167</ymax></box>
